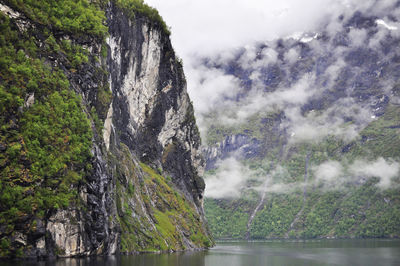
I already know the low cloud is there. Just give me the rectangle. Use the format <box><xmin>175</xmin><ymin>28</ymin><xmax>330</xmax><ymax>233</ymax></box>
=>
<box><xmin>349</xmin><ymin>158</ymin><xmax>400</xmax><ymax>189</ymax></box>
<box><xmin>348</xmin><ymin>28</ymin><xmax>368</xmax><ymax>47</ymax></box>
<box><xmin>313</xmin><ymin>157</ymin><xmax>400</xmax><ymax>189</ymax></box>
<box><xmin>147</xmin><ymin>0</ymin><xmax>352</xmax><ymax>58</ymax></box>
<box><xmin>204</xmin><ymin>73</ymin><xmax>318</xmax><ymax>127</ymax></box>
<box><xmin>204</xmin><ymin>157</ymin><xmax>261</xmax><ymax>198</ymax></box>
<box><xmin>287</xmin><ymin>97</ymin><xmax>373</xmax><ymax>143</ymax></box>
<box><xmin>284</xmin><ymin>48</ymin><xmax>300</xmax><ymax>64</ymax></box>
<box><xmin>205</xmin><ymin>157</ymin><xmax>400</xmax><ymax>198</ymax></box>
<box><xmin>314</xmin><ymin>160</ymin><xmax>343</xmax><ymax>183</ymax></box>
<box><xmin>205</xmin><ymin>161</ymin><xmax>300</xmax><ymax>198</ymax></box>
<box><xmin>187</xmin><ymin>65</ymin><xmax>241</xmax><ymax>116</ymax></box>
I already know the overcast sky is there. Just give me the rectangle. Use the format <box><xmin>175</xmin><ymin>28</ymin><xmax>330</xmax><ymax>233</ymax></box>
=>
<box><xmin>146</xmin><ymin>0</ymin><xmax>360</xmax><ymax>57</ymax></box>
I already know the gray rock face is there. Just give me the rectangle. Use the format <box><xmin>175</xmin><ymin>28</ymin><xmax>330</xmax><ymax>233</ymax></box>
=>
<box><xmin>76</xmin><ymin>2</ymin><xmax>208</xmax><ymax>256</ymax></box>
<box><xmin>46</xmin><ymin>210</ymin><xmax>87</xmax><ymax>257</ymax></box>
<box><xmin>204</xmin><ymin>134</ymin><xmax>262</xmax><ymax>170</ymax></box>
<box><xmin>106</xmin><ymin>1</ymin><xmax>205</xmax><ymax>209</ymax></box>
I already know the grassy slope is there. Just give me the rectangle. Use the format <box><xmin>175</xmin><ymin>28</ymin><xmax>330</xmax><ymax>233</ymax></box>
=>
<box><xmin>113</xmin><ymin>145</ymin><xmax>212</xmax><ymax>252</ymax></box>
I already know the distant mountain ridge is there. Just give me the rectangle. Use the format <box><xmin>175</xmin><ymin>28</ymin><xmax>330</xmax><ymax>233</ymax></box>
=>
<box><xmin>203</xmin><ymin>5</ymin><xmax>400</xmax><ymax>239</ymax></box>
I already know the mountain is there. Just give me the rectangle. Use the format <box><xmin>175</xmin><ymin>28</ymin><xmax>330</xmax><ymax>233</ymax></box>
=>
<box><xmin>202</xmin><ymin>5</ymin><xmax>400</xmax><ymax>239</ymax></box>
<box><xmin>0</xmin><ymin>0</ymin><xmax>212</xmax><ymax>258</ymax></box>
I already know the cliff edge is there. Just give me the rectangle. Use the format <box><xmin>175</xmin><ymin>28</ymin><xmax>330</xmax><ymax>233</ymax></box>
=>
<box><xmin>0</xmin><ymin>0</ymin><xmax>212</xmax><ymax>258</ymax></box>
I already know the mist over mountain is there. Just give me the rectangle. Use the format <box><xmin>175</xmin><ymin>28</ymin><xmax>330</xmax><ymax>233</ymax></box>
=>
<box><xmin>199</xmin><ymin>1</ymin><xmax>400</xmax><ymax>239</ymax></box>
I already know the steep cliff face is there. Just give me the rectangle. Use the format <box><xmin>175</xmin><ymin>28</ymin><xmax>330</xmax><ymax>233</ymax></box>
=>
<box><xmin>102</xmin><ymin>1</ymin><xmax>210</xmax><ymax>253</ymax></box>
<box><xmin>0</xmin><ymin>0</ymin><xmax>211</xmax><ymax>259</ymax></box>
<box><xmin>106</xmin><ymin>2</ymin><xmax>205</xmax><ymax>210</ymax></box>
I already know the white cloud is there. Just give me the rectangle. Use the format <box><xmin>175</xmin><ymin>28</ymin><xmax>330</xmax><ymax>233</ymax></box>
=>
<box><xmin>348</xmin><ymin>28</ymin><xmax>368</xmax><ymax>47</ymax></box>
<box><xmin>147</xmin><ymin>0</ymin><xmax>399</xmax><ymax>60</ymax></box>
<box><xmin>238</xmin><ymin>46</ymin><xmax>258</xmax><ymax>69</ymax></box>
<box><xmin>146</xmin><ymin>0</ymin><xmax>350</xmax><ymax>58</ymax></box>
<box><xmin>204</xmin><ymin>157</ymin><xmax>260</xmax><ymax>198</ymax></box>
<box><xmin>262</xmin><ymin>48</ymin><xmax>279</xmax><ymax>64</ymax></box>
<box><xmin>235</xmin><ymin>73</ymin><xmax>318</xmax><ymax>123</ymax></box>
<box><xmin>349</xmin><ymin>157</ymin><xmax>400</xmax><ymax>189</ymax></box>
<box><xmin>285</xmin><ymin>48</ymin><xmax>300</xmax><ymax>64</ymax></box>
<box><xmin>205</xmin><ymin>156</ymin><xmax>400</xmax><ymax>199</ymax></box>
<box><xmin>287</xmin><ymin>97</ymin><xmax>374</xmax><ymax>143</ymax></box>
<box><xmin>311</xmin><ymin>158</ymin><xmax>400</xmax><ymax>190</ymax></box>
<box><xmin>187</xmin><ymin>65</ymin><xmax>241</xmax><ymax>116</ymax></box>
<box><xmin>205</xmin><ymin>161</ymin><xmax>301</xmax><ymax>198</ymax></box>
<box><xmin>313</xmin><ymin>160</ymin><xmax>344</xmax><ymax>183</ymax></box>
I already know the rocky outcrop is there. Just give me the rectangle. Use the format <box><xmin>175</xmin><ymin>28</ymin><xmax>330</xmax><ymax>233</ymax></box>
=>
<box><xmin>204</xmin><ymin>134</ymin><xmax>262</xmax><ymax>170</ymax></box>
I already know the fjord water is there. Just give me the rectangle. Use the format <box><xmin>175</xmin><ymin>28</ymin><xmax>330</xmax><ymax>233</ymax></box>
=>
<box><xmin>3</xmin><ymin>239</ymin><xmax>400</xmax><ymax>266</ymax></box>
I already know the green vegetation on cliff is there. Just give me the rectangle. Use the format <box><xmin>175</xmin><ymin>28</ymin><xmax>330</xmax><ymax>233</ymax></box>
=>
<box><xmin>114</xmin><ymin>0</ymin><xmax>170</xmax><ymax>35</ymax></box>
<box><xmin>4</xmin><ymin>0</ymin><xmax>107</xmax><ymax>37</ymax></box>
<box><xmin>113</xmin><ymin>145</ymin><xmax>212</xmax><ymax>252</ymax></box>
<box><xmin>0</xmin><ymin>11</ymin><xmax>93</xmax><ymax>256</ymax></box>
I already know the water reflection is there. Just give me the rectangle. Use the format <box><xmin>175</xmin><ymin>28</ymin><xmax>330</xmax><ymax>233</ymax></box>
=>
<box><xmin>1</xmin><ymin>239</ymin><xmax>400</xmax><ymax>266</ymax></box>
<box><xmin>119</xmin><ymin>251</ymin><xmax>205</xmax><ymax>266</ymax></box>
<box><xmin>0</xmin><ymin>251</ymin><xmax>206</xmax><ymax>266</ymax></box>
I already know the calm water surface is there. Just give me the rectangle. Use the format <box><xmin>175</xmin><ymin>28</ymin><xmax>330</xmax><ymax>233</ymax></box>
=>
<box><xmin>2</xmin><ymin>239</ymin><xmax>400</xmax><ymax>266</ymax></box>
